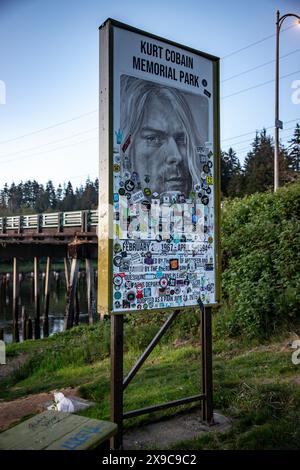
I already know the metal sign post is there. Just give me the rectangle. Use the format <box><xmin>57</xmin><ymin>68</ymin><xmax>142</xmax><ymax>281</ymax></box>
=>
<box><xmin>98</xmin><ymin>18</ymin><xmax>220</xmax><ymax>449</ymax></box>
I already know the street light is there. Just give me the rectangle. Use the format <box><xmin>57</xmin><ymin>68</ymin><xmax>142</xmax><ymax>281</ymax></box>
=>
<box><xmin>274</xmin><ymin>10</ymin><xmax>300</xmax><ymax>192</ymax></box>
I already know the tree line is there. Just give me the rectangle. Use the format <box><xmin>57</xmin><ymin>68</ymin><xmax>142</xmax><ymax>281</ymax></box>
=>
<box><xmin>221</xmin><ymin>123</ymin><xmax>300</xmax><ymax>197</ymax></box>
<box><xmin>0</xmin><ymin>178</ymin><xmax>98</xmax><ymax>216</ymax></box>
<box><xmin>0</xmin><ymin>123</ymin><xmax>299</xmax><ymax>215</ymax></box>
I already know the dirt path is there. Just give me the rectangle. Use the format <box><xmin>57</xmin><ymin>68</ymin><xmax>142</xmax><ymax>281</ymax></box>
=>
<box><xmin>0</xmin><ymin>387</ymin><xmax>79</xmax><ymax>431</ymax></box>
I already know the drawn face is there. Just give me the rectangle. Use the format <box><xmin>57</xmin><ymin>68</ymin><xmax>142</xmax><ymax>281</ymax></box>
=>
<box><xmin>130</xmin><ymin>95</ymin><xmax>192</xmax><ymax>197</ymax></box>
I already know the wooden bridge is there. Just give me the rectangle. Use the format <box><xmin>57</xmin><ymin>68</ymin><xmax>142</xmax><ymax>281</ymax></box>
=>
<box><xmin>0</xmin><ymin>210</ymin><xmax>98</xmax><ymax>259</ymax></box>
<box><xmin>0</xmin><ymin>210</ymin><xmax>99</xmax><ymax>342</ymax></box>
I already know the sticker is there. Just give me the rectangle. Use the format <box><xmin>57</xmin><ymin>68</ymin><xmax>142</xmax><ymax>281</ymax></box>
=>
<box><xmin>127</xmin><ymin>291</ymin><xmax>136</xmax><ymax>302</ymax></box>
<box><xmin>114</xmin><ymin>291</ymin><xmax>122</xmax><ymax>300</ymax></box>
<box><xmin>170</xmin><ymin>259</ymin><xmax>179</xmax><ymax>270</ymax></box>
<box><xmin>141</xmin><ymin>200</ymin><xmax>151</xmax><ymax>211</ymax></box>
<box><xmin>206</xmin><ymin>176</ymin><xmax>213</xmax><ymax>185</ymax></box>
<box><xmin>113</xmin><ymin>164</ymin><xmax>120</xmax><ymax>172</ymax></box>
<box><xmin>113</xmin><ymin>193</ymin><xmax>119</xmax><ymax>202</ymax></box>
<box><xmin>119</xmin><ymin>188</ymin><xmax>126</xmax><ymax>196</ymax></box>
<box><xmin>204</xmin><ymin>89</ymin><xmax>211</xmax><ymax>98</ymax></box>
<box><xmin>202</xmin><ymin>79</ymin><xmax>208</xmax><ymax>87</ymax></box>
<box><xmin>144</xmin><ymin>287</ymin><xmax>152</xmax><ymax>297</ymax></box>
<box><xmin>144</xmin><ymin>175</ymin><xmax>150</xmax><ymax>183</ymax></box>
<box><xmin>115</xmin><ymin>129</ymin><xmax>123</xmax><ymax>144</ymax></box>
<box><xmin>160</xmin><ymin>278</ymin><xmax>168</xmax><ymax>288</ymax></box>
<box><xmin>144</xmin><ymin>254</ymin><xmax>154</xmax><ymax>265</ymax></box>
<box><xmin>205</xmin><ymin>263</ymin><xmax>214</xmax><ymax>271</ymax></box>
<box><xmin>145</xmin><ymin>273</ymin><xmax>156</xmax><ymax>280</ymax></box>
<box><xmin>113</xmin><ymin>255</ymin><xmax>122</xmax><ymax>267</ymax></box>
<box><xmin>201</xmin><ymin>195</ymin><xmax>209</xmax><ymax>205</ymax></box>
<box><xmin>143</xmin><ymin>187</ymin><xmax>151</xmax><ymax>197</ymax></box>
<box><xmin>125</xmin><ymin>180</ymin><xmax>135</xmax><ymax>192</ymax></box>
<box><xmin>113</xmin><ymin>275</ymin><xmax>123</xmax><ymax>287</ymax></box>
<box><xmin>122</xmin><ymin>134</ymin><xmax>131</xmax><ymax>153</ymax></box>
<box><xmin>114</xmin><ymin>243</ymin><xmax>122</xmax><ymax>253</ymax></box>
<box><xmin>131</xmin><ymin>190</ymin><xmax>144</xmax><ymax>203</ymax></box>
<box><xmin>202</xmin><ymin>164</ymin><xmax>209</xmax><ymax>174</ymax></box>
<box><xmin>131</xmin><ymin>252</ymin><xmax>142</xmax><ymax>263</ymax></box>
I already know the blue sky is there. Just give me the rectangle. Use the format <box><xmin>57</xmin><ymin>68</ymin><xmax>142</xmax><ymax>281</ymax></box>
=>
<box><xmin>0</xmin><ymin>0</ymin><xmax>299</xmax><ymax>188</ymax></box>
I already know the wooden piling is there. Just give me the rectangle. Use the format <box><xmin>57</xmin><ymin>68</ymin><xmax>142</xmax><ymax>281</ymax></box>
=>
<box><xmin>21</xmin><ymin>306</ymin><xmax>27</xmax><ymax>341</ymax></box>
<box><xmin>12</xmin><ymin>258</ymin><xmax>20</xmax><ymax>343</ymax></box>
<box><xmin>86</xmin><ymin>259</ymin><xmax>97</xmax><ymax>324</ymax></box>
<box><xmin>75</xmin><ymin>291</ymin><xmax>80</xmax><ymax>326</ymax></box>
<box><xmin>31</xmin><ymin>271</ymin><xmax>34</xmax><ymax>302</ymax></box>
<box><xmin>64</xmin><ymin>257</ymin><xmax>79</xmax><ymax>330</ymax></box>
<box><xmin>34</xmin><ymin>257</ymin><xmax>40</xmax><ymax>339</ymax></box>
<box><xmin>64</xmin><ymin>258</ymin><xmax>70</xmax><ymax>289</ymax></box>
<box><xmin>43</xmin><ymin>257</ymin><xmax>51</xmax><ymax>338</ymax></box>
<box><xmin>5</xmin><ymin>273</ymin><xmax>10</xmax><ymax>306</ymax></box>
<box><xmin>26</xmin><ymin>318</ymin><xmax>33</xmax><ymax>340</ymax></box>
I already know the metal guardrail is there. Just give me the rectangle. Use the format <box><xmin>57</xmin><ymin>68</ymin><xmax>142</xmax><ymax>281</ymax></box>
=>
<box><xmin>0</xmin><ymin>210</ymin><xmax>98</xmax><ymax>232</ymax></box>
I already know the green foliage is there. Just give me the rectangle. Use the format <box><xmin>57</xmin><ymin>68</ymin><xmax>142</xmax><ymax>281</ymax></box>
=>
<box><xmin>219</xmin><ymin>179</ymin><xmax>300</xmax><ymax>339</ymax></box>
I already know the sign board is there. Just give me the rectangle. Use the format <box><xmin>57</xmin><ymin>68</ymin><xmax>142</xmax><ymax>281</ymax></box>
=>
<box><xmin>98</xmin><ymin>19</ymin><xmax>220</xmax><ymax>314</ymax></box>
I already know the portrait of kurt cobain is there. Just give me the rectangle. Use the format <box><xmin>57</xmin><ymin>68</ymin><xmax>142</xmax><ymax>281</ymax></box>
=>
<box><xmin>120</xmin><ymin>75</ymin><xmax>209</xmax><ymax>203</ymax></box>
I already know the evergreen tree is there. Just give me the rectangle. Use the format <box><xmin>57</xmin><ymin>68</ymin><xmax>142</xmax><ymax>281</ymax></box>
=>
<box><xmin>80</xmin><ymin>177</ymin><xmax>98</xmax><ymax>209</ymax></box>
<box><xmin>46</xmin><ymin>180</ymin><xmax>57</xmax><ymax>209</ymax></box>
<box><xmin>287</xmin><ymin>123</ymin><xmax>300</xmax><ymax>174</ymax></box>
<box><xmin>62</xmin><ymin>181</ymin><xmax>76</xmax><ymax>211</ymax></box>
<box><xmin>243</xmin><ymin>129</ymin><xmax>289</xmax><ymax>194</ymax></box>
<box><xmin>221</xmin><ymin>147</ymin><xmax>243</xmax><ymax>197</ymax></box>
<box><xmin>34</xmin><ymin>184</ymin><xmax>50</xmax><ymax>213</ymax></box>
<box><xmin>23</xmin><ymin>181</ymin><xmax>33</xmax><ymax>209</ymax></box>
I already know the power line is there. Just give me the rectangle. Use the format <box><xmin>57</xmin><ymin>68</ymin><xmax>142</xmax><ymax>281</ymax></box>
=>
<box><xmin>0</xmin><ymin>136</ymin><xmax>97</xmax><ymax>165</ymax></box>
<box><xmin>0</xmin><ymin>21</ymin><xmax>297</xmax><ymax>151</ymax></box>
<box><xmin>222</xmin><ymin>48</ymin><xmax>300</xmax><ymax>83</ymax></box>
<box><xmin>230</xmin><ymin>132</ymin><xmax>294</xmax><ymax>153</ymax></box>
<box><xmin>0</xmin><ymin>110</ymin><xmax>97</xmax><ymax>145</ymax></box>
<box><xmin>222</xmin><ymin>125</ymin><xmax>299</xmax><ymax>148</ymax></box>
<box><xmin>0</xmin><ymin>127</ymin><xmax>98</xmax><ymax>159</ymax></box>
<box><xmin>221</xmin><ymin>24</ymin><xmax>296</xmax><ymax>60</ymax></box>
<box><xmin>222</xmin><ymin>68</ymin><xmax>300</xmax><ymax>100</ymax></box>
<box><xmin>221</xmin><ymin>117</ymin><xmax>300</xmax><ymax>142</ymax></box>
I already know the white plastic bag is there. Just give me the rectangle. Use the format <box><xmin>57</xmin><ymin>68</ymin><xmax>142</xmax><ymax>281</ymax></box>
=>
<box><xmin>47</xmin><ymin>392</ymin><xmax>75</xmax><ymax>412</ymax></box>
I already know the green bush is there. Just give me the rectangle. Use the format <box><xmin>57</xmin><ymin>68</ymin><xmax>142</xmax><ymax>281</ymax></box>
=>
<box><xmin>219</xmin><ymin>179</ymin><xmax>300</xmax><ymax>339</ymax></box>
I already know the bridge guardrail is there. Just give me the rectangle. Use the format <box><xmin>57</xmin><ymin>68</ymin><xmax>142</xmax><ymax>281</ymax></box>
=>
<box><xmin>0</xmin><ymin>210</ymin><xmax>99</xmax><ymax>232</ymax></box>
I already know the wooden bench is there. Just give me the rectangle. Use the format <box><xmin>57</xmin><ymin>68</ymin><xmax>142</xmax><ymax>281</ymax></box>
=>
<box><xmin>0</xmin><ymin>410</ymin><xmax>117</xmax><ymax>450</ymax></box>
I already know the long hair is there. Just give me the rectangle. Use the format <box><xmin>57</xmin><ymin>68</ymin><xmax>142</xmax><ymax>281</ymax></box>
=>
<box><xmin>120</xmin><ymin>75</ymin><xmax>203</xmax><ymax>188</ymax></box>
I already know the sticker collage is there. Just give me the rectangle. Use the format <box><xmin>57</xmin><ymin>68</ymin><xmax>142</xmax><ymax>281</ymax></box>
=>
<box><xmin>111</xmin><ymin>133</ymin><xmax>216</xmax><ymax>312</ymax></box>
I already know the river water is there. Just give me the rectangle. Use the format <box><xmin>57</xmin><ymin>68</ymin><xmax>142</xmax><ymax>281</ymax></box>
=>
<box><xmin>0</xmin><ymin>271</ymin><xmax>91</xmax><ymax>343</ymax></box>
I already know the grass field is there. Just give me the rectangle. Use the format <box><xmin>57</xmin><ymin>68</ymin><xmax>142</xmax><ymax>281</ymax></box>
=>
<box><xmin>1</xmin><ymin>317</ymin><xmax>300</xmax><ymax>450</ymax></box>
